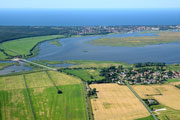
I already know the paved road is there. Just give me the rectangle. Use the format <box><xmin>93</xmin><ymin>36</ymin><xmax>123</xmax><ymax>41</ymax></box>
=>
<box><xmin>124</xmin><ymin>81</ymin><xmax>158</xmax><ymax>120</ymax></box>
<box><xmin>20</xmin><ymin>59</ymin><xmax>57</xmax><ymax>71</ymax></box>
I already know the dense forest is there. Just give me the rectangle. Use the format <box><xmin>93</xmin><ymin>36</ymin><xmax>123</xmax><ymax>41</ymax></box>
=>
<box><xmin>0</xmin><ymin>26</ymin><xmax>109</xmax><ymax>43</ymax></box>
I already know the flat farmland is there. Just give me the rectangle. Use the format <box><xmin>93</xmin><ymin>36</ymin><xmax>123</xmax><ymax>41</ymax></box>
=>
<box><xmin>0</xmin><ymin>71</ymin><xmax>88</xmax><ymax>120</ymax></box>
<box><xmin>29</xmin><ymin>84</ymin><xmax>87</xmax><ymax>120</ymax></box>
<box><xmin>132</xmin><ymin>84</ymin><xmax>180</xmax><ymax>120</ymax></box>
<box><xmin>132</xmin><ymin>84</ymin><xmax>180</xmax><ymax>110</ymax></box>
<box><xmin>0</xmin><ymin>89</ymin><xmax>33</xmax><ymax>120</ymax></box>
<box><xmin>25</xmin><ymin>71</ymin><xmax>82</xmax><ymax>88</ymax></box>
<box><xmin>0</xmin><ymin>75</ymin><xmax>25</xmax><ymax>90</ymax></box>
<box><xmin>90</xmin><ymin>83</ymin><xmax>150</xmax><ymax>120</ymax></box>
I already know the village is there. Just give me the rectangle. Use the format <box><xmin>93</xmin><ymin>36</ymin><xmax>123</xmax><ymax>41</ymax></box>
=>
<box><xmin>100</xmin><ymin>64</ymin><xmax>180</xmax><ymax>85</ymax></box>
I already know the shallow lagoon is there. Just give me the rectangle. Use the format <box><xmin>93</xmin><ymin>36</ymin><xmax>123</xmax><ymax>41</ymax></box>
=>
<box><xmin>1</xmin><ymin>32</ymin><xmax>180</xmax><ymax>75</ymax></box>
<box><xmin>0</xmin><ymin>62</ymin><xmax>33</xmax><ymax>75</ymax></box>
<box><xmin>29</xmin><ymin>32</ymin><xmax>180</xmax><ymax>64</ymax></box>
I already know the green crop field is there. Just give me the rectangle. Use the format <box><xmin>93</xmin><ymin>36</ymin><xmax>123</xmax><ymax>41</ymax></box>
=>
<box><xmin>63</xmin><ymin>69</ymin><xmax>104</xmax><ymax>82</ymax></box>
<box><xmin>29</xmin><ymin>84</ymin><xmax>87</xmax><ymax>120</ymax></box>
<box><xmin>91</xmin><ymin>32</ymin><xmax>180</xmax><ymax>47</ymax></box>
<box><xmin>0</xmin><ymin>35</ymin><xmax>64</xmax><ymax>57</ymax></box>
<box><xmin>0</xmin><ymin>71</ymin><xmax>88</xmax><ymax>120</ymax></box>
<box><xmin>0</xmin><ymin>89</ymin><xmax>34</xmax><ymax>120</ymax></box>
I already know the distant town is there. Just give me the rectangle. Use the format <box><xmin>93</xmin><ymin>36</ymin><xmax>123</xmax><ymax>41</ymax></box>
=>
<box><xmin>71</xmin><ymin>25</ymin><xmax>180</xmax><ymax>35</ymax></box>
<box><xmin>98</xmin><ymin>62</ymin><xmax>180</xmax><ymax>85</ymax></box>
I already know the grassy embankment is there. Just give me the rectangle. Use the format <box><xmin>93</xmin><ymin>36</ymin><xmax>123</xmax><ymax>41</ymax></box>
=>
<box><xmin>64</xmin><ymin>60</ymin><xmax>131</xmax><ymax>68</ymax></box>
<box><xmin>0</xmin><ymin>35</ymin><xmax>65</xmax><ymax>58</ymax></box>
<box><xmin>0</xmin><ymin>71</ymin><xmax>88</xmax><ymax>120</ymax></box>
<box><xmin>91</xmin><ymin>32</ymin><xmax>180</xmax><ymax>47</ymax></box>
<box><xmin>33</xmin><ymin>60</ymin><xmax>131</xmax><ymax>69</ymax></box>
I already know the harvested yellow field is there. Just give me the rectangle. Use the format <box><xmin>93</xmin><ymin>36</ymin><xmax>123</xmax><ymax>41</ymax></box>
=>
<box><xmin>90</xmin><ymin>84</ymin><xmax>149</xmax><ymax>120</ymax></box>
<box><xmin>131</xmin><ymin>85</ymin><xmax>161</xmax><ymax>99</ymax></box>
<box><xmin>133</xmin><ymin>84</ymin><xmax>180</xmax><ymax>110</ymax></box>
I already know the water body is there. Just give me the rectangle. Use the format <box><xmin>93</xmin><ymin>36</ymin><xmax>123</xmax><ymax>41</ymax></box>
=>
<box><xmin>1</xmin><ymin>32</ymin><xmax>180</xmax><ymax>75</ymax></box>
<box><xmin>0</xmin><ymin>63</ymin><xmax>33</xmax><ymax>75</ymax></box>
<box><xmin>0</xmin><ymin>61</ymin><xmax>14</xmax><ymax>63</ymax></box>
<box><xmin>29</xmin><ymin>32</ymin><xmax>180</xmax><ymax>64</ymax></box>
<box><xmin>0</xmin><ymin>8</ymin><xmax>180</xmax><ymax>26</ymax></box>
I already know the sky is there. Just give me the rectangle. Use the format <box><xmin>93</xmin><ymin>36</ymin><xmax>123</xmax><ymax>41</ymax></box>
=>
<box><xmin>0</xmin><ymin>0</ymin><xmax>180</xmax><ymax>9</ymax></box>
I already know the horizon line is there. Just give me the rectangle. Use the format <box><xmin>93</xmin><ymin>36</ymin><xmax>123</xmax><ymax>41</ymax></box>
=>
<box><xmin>0</xmin><ymin>7</ymin><xmax>180</xmax><ymax>9</ymax></box>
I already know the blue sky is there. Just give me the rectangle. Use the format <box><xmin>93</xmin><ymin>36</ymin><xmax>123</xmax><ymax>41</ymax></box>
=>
<box><xmin>1</xmin><ymin>0</ymin><xmax>180</xmax><ymax>8</ymax></box>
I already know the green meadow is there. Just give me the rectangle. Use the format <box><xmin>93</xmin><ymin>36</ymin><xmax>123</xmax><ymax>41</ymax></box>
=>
<box><xmin>63</xmin><ymin>69</ymin><xmax>104</xmax><ymax>82</ymax></box>
<box><xmin>0</xmin><ymin>35</ymin><xmax>64</xmax><ymax>57</ymax></box>
<box><xmin>0</xmin><ymin>71</ymin><xmax>87</xmax><ymax>120</ymax></box>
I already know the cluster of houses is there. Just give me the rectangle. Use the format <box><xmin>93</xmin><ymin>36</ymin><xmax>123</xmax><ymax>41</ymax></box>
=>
<box><xmin>101</xmin><ymin>66</ymin><xmax>180</xmax><ymax>85</ymax></box>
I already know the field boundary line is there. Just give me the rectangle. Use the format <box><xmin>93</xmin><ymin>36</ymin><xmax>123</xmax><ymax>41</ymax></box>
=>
<box><xmin>45</xmin><ymin>71</ymin><xmax>62</xmax><ymax>94</ymax></box>
<box><xmin>124</xmin><ymin>81</ymin><xmax>158</xmax><ymax>120</ymax></box>
<box><xmin>81</xmin><ymin>81</ymin><xmax>90</xmax><ymax>120</ymax></box>
<box><xmin>23</xmin><ymin>74</ymin><xmax>37</xmax><ymax>120</ymax></box>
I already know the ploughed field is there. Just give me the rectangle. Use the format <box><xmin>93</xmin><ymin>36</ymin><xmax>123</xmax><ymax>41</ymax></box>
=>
<box><xmin>90</xmin><ymin>83</ymin><xmax>150</xmax><ymax>120</ymax></box>
<box><xmin>132</xmin><ymin>84</ymin><xmax>180</xmax><ymax>120</ymax></box>
<box><xmin>0</xmin><ymin>71</ymin><xmax>87</xmax><ymax>120</ymax></box>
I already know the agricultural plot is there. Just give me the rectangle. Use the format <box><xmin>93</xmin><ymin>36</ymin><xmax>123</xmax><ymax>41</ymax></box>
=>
<box><xmin>132</xmin><ymin>84</ymin><xmax>180</xmax><ymax>119</ymax></box>
<box><xmin>0</xmin><ymin>75</ymin><xmax>25</xmax><ymax>90</ymax></box>
<box><xmin>90</xmin><ymin>83</ymin><xmax>150</xmax><ymax>120</ymax></box>
<box><xmin>0</xmin><ymin>71</ymin><xmax>87</xmax><ymax>120</ymax></box>
<box><xmin>29</xmin><ymin>84</ymin><xmax>87</xmax><ymax>120</ymax></box>
<box><xmin>0</xmin><ymin>89</ymin><xmax>33</xmax><ymax>120</ymax></box>
<box><xmin>48</xmin><ymin>71</ymin><xmax>81</xmax><ymax>85</ymax></box>
<box><xmin>133</xmin><ymin>84</ymin><xmax>180</xmax><ymax>110</ymax></box>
